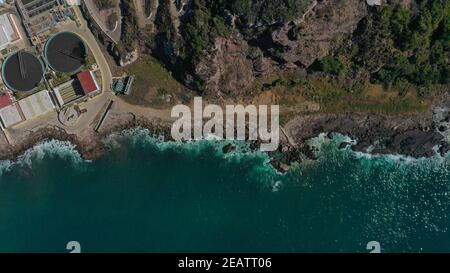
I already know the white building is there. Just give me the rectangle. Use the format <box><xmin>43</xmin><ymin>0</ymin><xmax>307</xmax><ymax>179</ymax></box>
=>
<box><xmin>66</xmin><ymin>0</ymin><xmax>81</xmax><ymax>5</ymax></box>
<box><xmin>18</xmin><ymin>90</ymin><xmax>55</xmax><ymax>121</ymax></box>
<box><xmin>367</xmin><ymin>0</ymin><xmax>382</xmax><ymax>6</ymax></box>
<box><xmin>0</xmin><ymin>103</ymin><xmax>23</xmax><ymax>129</ymax></box>
<box><xmin>0</xmin><ymin>13</ymin><xmax>20</xmax><ymax>51</ymax></box>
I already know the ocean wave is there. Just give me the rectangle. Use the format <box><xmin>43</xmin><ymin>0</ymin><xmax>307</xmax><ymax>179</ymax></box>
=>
<box><xmin>0</xmin><ymin>127</ymin><xmax>449</xmax><ymax>251</ymax></box>
<box><xmin>105</xmin><ymin>127</ymin><xmax>266</xmax><ymax>159</ymax></box>
<box><xmin>307</xmin><ymin>132</ymin><xmax>450</xmax><ymax>165</ymax></box>
<box><xmin>103</xmin><ymin>127</ymin><xmax>283</xmax><ymax>187</ymax></box>
<box><xmin>0</xmin><ymin>140</ymin><xmax>87</xmax><ymax>176</ymax></box>
<box><xmin>296</xmin><ymin>132</ymin><xmax>450</xmax><ymax>251</ymax></box>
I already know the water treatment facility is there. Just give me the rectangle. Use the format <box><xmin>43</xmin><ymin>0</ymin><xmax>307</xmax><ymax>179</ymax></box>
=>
<box><xmin>0</xmin><ymin>0</ymin><xmax>138</xmax><ymax>151</ymax></box>
<box><xmin>44</xmin><ymin>31</ymin><xmax>86</xmax><ymax>74</ymax></box>
<box><xmin>2</xmin><ymin>51</ymin><xmax>45</xmax><ymax>92</ymax></box>
<box><xmin>0</xmin><ymin>1</ymin><xmax>114</xmax><ymax>142</ymax></box>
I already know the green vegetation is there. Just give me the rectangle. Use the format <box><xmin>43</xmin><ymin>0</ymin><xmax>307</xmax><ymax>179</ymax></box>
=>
<box><xmin>127</xmin><ymin>0</ymin><xmax>446</xmax><ymax>117</ymax></box>
<box><xmin>257</xmin><ymin>76</ymin><xmax>431</xmax><ymax>116</ymax></box>
<box><xmin>182</xmin><ymin>0</ymin><xmax>311</xmax><ymax>60</ymax></box>
<box><xmin>207</xmin><ymin>0</ymin><xmax>311</xmax><ymax>27</ymax></box>
<box><xmin>352</xmin><ymin>0</ymin><xmax>450</xmax><ymax>88</ymax></box>
<box><xmin>183</xmin><ymin>5</ymin><xmax>210</xmax><ymax>65</ymax></box>
<box><xmin>117</xmin><ymin>0</ymin><xmax>139</xmax><ymax>55</ymax></box>
<box><xmin>50</xmin><ymin>72</ymin><xmax>72</xmax><ymax>87</ymax></box>
<box><xmin>180</xmin><ymin>1</ymin><xmax>232</xmax><ymax>90</ymax></box>
<box><xmin>123</xmin><ymin>55</ymin><xmax>191</xmax><ymax>108</ymax></box>
<box><xmin>316</xmin><ymin>56</ymin><xmax>347</xmax><ymax>76</ymax></box>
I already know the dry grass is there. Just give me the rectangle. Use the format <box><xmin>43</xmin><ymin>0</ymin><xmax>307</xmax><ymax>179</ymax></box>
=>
<box><xmin>123</xmin><ymin>54</ymin><xmax>193</xmax><ymax>109</ymax></box>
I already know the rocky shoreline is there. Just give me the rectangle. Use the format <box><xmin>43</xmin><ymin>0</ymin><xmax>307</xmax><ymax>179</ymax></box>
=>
<box><xmin>269</xmin><ymin>94</ymin><xmax>450</xmax><ymax>171</ymax></box>
<box><xmin>1</xmin><ymin>94</ymin><xmax>449</xmax><ymax>172</ymax></box>
<box><xmin>283</xmin><ymin>94</ymin><xmax>450</xmax><ymax>158</ymax></box>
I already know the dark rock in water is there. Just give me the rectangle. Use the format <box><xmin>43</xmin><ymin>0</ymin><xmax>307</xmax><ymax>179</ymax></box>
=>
<box><xmin>277</xmin><ymin>162</ymin><xmax>291</xmax><ymax>172</ymax></box>
<box><xmin>439</xmin><ymin>142</ymin><xmax>450</xmax><ymax>156</ymax></box>
<box><xmin>439</xmin><ymin>125</ymin><xmax>447</xmax><ymax>132</ymax></box>
<box><xmin>286</xmin><ymin>112</ymin><xmax>447</xmax><ymax>158</ymax></box>
<box><xmin>388</xmin><ymin>129</ymin><xmax>443</xmax><ymax>157</ymax></box>
<box><xmin>222</xmin><ymin>144</ymin><xmax>235</xmax><ymax>154</ymax></box>
<box><xmin>249</xmin><ymin>141</ymin><xmax>260</xmax><ymax>151</ymax></box>
<box><xmin>339</xmin><ymin>142</ymin><xmax>351</xmax><ymax>150</ymax></box>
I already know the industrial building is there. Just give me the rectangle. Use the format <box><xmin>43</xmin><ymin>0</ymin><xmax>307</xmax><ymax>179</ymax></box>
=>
<box><xmin>0</xmin><ymin>92</ymin><xmax>23</xmax><ymax>129</ymax></box>
<box><xmin>16</xmin><ymin>0</ymin><xmax>65</xmax><ymax>36</ymax></box>
<box><xmin>18</xmin><ymin>90</ymin><xmax>55</xmax><ymax>120</ymax></box>
<box><xmin>54</xmin><ymin>70</ymin><xmax>101</xmax><ymax>107</ymax></box>
<box><xmin>44</xmin><ymin>31</ymin><xmax>86</xmax><ymax>73</ymax></box>
<box><xmin>77</xmin><ymin>71</ymin><xmax>100</xmax><ymax>96</ymax></box>
<box><xmin>0</xmin><ymin>89</ymin><xmax>56</xmax><ymax>130</ymax></box>
<box><xmin>0</xmin><ymin>103</ymin><xmax>24</xmax><ymax>129</ymax></box>
<box><xmin>1</xmin><ymin>50</ymin><xmax>45</xmax><ymax>92</ymax></box>
<box><xmin>0</xmin><ymin>13</ymin><xmax>20</xmax><ymax>51</ymax></box>
<box><xmin>53</xmin><ymin>79</ymin><xmax>84</xmax><ymax>106</ymax></box>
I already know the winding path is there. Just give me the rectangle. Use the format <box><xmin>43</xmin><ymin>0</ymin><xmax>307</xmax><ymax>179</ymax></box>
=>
<box><xmin>70</xmin><ymin>5</ymin><xmax>113</xmax><ymax>93</ymax></box>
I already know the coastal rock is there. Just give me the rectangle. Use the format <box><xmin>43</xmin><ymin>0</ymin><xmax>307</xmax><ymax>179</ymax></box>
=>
<box><xmin>144</xmin><ymin>0</ymin><xmax>369</xmax><ymax>95</ymax></box>
<box><xmin>339</xmin><ymin>142</ymin><xmax>352</xmax><ymax>150</ymax></box>
<box><xmin>270</xmin><ymin>0</ymin><xmax>367</xmax><ymax>68</ymax></box>
<box><xmin>285</xmin><ymin>111</ymin><xmax>447</xmax><ymax>158</ymax></box>
<box><xmin>222</xmin><ymin>144</ymin><xmax>235</xmax><ymax>154</ymax></box>
<box><xmin>195</xmin><ymin>36</ymin><xmax>271</xmax><ymax>95</ymax></box>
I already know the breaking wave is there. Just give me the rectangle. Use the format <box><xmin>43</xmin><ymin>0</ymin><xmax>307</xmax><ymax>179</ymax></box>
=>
<box><xmin>0</xmin><ymin>140</ymin><xmax>87</xmax><ymax>176</ymax></box>
<box><xmin>288</xmin><ymin>132</ymin><xmax>450</xmax><ymax>252</ymax></box>
<box><xmin>104</xmin><ymin>127</ymin><xmax>282</xmax><ymax>188</ymax></box>
<box><xmin>0</xmin><ymin>127</ymin><xmax>449</xmax><ymax>251</ymax></box>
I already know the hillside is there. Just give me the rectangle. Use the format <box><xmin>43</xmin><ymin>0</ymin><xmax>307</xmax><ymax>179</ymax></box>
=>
<box><xmin>105</xmin><ymin>0</ymin><xmax>449</xmax><ymax>113</ymax></box>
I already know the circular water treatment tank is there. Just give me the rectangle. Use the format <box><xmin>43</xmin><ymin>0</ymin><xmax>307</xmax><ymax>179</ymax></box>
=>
<box><xmin>45</xmin><ymin>32</ymin><xmax>87</xmax><ymax>73</ymax></box>
<box><xmin>2</xmin><ymin>51</ymin><xmax>45</xmax><ymax>93</ymax></box>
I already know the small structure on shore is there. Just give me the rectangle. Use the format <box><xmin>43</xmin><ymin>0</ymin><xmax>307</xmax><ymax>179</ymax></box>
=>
<box><xmin>58</xmin><ymin>106</ymin><xmax>81</xmax><ymax>127</ymax></box>
<box><xmin>112</xmin><ymin>76</ymin><xmax>134</xmax><ymax>95</ymax></box>
<box><xmin>367</xmin><ymin>0</ymin><xmax>382</xmax><ymax>6</ymax></box>
<box><xmin>44</xmin><ymin>32</ymin><xmax>86</xmax><ymax>74</ymax></box>
<box><xmin>1</xmin><ymin>51</ymin><xmax>45</xmax><ymax>92</ymax></box>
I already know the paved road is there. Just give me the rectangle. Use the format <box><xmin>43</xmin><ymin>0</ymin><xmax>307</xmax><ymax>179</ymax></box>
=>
<box><xmin>68</xmin><ymin>5</ymin><xmax>113</xmax><ymax>94</ymax></box>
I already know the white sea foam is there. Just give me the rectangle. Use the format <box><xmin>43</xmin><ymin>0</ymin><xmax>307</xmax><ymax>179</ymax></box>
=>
<box><xmin>302</xmin><ymin>132</ymin><xmax>450</xmax><ymax>249</ymax></box>
<box><xmin>0</xmin><ymin>160</ymin><xmax>13</xmax><ymax>176</ymax></box>
<box><xmin>0</xmin><ymin>140</ymin><xmax>87</xmax><ymax>176</ymax></box>
<box><xmin>104</xmin><ymin>127</ymin><xmax>284</xmax><ymax>186</ymax></box>
<box><xmin>307</xmin><ymin>132</ymin><xmax>450</xmax><ymax>165</ymax></box>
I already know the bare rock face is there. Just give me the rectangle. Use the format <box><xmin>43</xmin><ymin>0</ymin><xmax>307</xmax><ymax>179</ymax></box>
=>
<box><xmin>146</xmin><ymin>0</ymin><xmax>369</xmax><ymax>95</ymax></box>
<box><xmin>195</xmin><ymin>36</ymin><xmax>273</xmax><ymax>95</ymax></box>
<box><xmin>397</xmin><ymin>0</ymin><xmax>415</xmax><ymax>9</ymax></box>
<box><xmin>194</xmin><ymin>0</ymin><xmax>367</xmax><ymax>94</ymax></box>
<box><xmin>271</xmin><ymin>0</ymin><xmax>368</xmax><ymax>68</ymax></box>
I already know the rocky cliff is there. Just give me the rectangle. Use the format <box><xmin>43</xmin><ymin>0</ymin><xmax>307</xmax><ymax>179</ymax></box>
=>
<box><xmin>119</xmin><ymin>0</ymin><xmax>449</xmax><ymax>97</ymax></box>
<box><xmin>138</xmin><ymin>0</ymin><xmax>370</xmax><ymax>95</ymax></box>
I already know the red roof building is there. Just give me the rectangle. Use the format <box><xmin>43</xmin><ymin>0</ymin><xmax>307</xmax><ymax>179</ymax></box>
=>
<box><xmin>0</xmin><ymin>92</ymin><xmax>12</xmax><ymax>109</ymax></box>
<box><xmin>77</xmin><ymin>71</ymin><xmax>100</xmax><ymax>95</ymax></box>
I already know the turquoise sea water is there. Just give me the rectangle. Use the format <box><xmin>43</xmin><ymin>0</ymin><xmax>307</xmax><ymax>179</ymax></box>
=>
<box><xmin>0</xmin><ymin>128</ymin><xmax>449</xmax><ymax>253</ymax></box>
